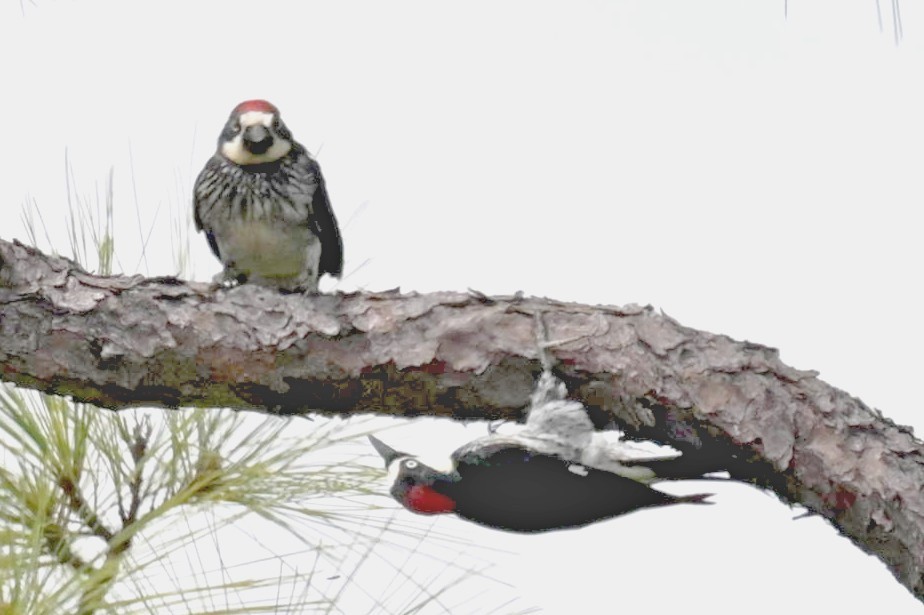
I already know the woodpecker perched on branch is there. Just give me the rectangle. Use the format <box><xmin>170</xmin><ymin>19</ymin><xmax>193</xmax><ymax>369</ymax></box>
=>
<box><xmin>369</xmin><ymin>318</ymin><xmax>714</xmax><ymax>533</ymax></box>
<box><xmin>194</xmin><ymin>100</ymin><xmax>343</xmax><ymax>292</ymax></box>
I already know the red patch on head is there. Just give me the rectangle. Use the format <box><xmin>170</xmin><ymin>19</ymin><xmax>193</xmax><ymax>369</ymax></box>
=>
<box><xmin>406</xmin><ymin>485</ymin><xmax>456</xmax><ymax>514</ymax></box>
<box><xmin>233</xmin><ymin>99</ymin><xmax>278</xmax><ymax>115</ymax></box>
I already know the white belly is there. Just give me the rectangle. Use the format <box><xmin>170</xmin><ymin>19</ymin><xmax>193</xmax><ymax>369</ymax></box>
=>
<box><xmin>215</xmin><ymin>218</ymin><xmax>320</xmax><ymax>286</ymax></box>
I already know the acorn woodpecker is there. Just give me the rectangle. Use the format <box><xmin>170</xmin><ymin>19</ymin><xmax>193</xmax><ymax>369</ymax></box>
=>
<box><xmin>369</xmin><ymin>373</ymin><xmax>713</xmax><ymax>533</ymax></box>
<box><xmin>194</xmin><ymin>100</ymin><xmax>343</xmax><ymax>292</ymax></box>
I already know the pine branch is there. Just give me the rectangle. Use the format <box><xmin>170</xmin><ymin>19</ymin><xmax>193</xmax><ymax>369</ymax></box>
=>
<box><xmin>1</xmin><ymin>237</ymin><xmax>922</xmax><ymax>602</ymax></box>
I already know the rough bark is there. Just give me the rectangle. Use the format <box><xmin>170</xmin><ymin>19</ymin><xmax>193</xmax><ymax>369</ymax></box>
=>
<box><xmin>1</xmin><ymin>237</ymin><xmax>922</xmax><ymax>600</ymax></box>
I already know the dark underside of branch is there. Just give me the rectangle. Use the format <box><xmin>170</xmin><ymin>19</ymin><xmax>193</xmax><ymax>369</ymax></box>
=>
<box><xmin>1</xmin><ymin>237</ymin><xmax>922</xmax><ymax>601</ymax></box>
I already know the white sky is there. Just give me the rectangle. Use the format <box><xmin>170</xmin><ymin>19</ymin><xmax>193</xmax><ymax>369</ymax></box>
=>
<box><xmin>1</xmin><ymin>0</ymin><xmax>922</xmax><ymax>613</ymax></box>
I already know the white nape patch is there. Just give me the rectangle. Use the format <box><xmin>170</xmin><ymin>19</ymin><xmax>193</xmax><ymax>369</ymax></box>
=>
<box><xmin>221</xmin><ymin>110</ymin><xmax>292</xmax><ymax>165</ymax></box>
<box><xmin>567</xmin><ymin>464</ymin><xmax>589</xmax><ymax>477</ymax></box>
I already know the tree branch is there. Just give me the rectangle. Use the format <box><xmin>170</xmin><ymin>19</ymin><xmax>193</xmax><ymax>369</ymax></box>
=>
<box><xmin>1</xmin><ymin>237</ymin><xmax>922</xmax><ymax>601</ymax></box>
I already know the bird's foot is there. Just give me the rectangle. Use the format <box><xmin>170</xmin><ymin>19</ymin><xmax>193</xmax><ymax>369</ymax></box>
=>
<box><xmin>209</xmin><ymin>271</ymin><xmax>244</xmax><ymax>291</ymax></box>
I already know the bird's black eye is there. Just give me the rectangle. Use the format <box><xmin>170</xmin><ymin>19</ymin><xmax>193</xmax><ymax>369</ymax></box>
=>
<box><xmin>403</xmin><ymin>459</ymin><xmax>418</xmax><ymax>470</ymax></box>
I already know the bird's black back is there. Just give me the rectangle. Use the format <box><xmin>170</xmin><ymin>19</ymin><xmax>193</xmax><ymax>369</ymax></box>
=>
<box><xmin>445</xmin><ymin>445</ymin><xmax>687</xmax><ymax>532</ymax></box>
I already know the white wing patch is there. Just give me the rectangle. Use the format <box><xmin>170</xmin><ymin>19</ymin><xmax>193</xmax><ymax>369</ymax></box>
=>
<box><xmin>512</xmin><ymin>370</ymin><xmax>688</xmax><ymax>483</ymax></box>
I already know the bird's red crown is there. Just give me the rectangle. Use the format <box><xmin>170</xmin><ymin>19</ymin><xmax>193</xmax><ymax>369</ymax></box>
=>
<box><xmin>233</xmin><ymin>99</ymin><xmax>278</xmax><ymax>115</ymax></box>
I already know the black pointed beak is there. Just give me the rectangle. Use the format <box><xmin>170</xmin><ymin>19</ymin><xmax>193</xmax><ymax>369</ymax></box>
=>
<box><xmin>368</xmin><ymin>435</ymin><xmax>408</xmax><ymax>468</ymax></box>
<box><xmin>243</xmin><ymin>125</ymin><xmax>273</xmax><ymax>155</ymax></box>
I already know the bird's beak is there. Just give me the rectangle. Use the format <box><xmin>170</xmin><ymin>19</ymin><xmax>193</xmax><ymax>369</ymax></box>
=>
<box><xmin>368</xmin><ymin>435</ymin><xmax>408</xmax><ymax>468</ymax></box>
<box><xmin>243</xmin><ymin>125</ymin><xmax>273</xmax><ymax>154</ymax></box>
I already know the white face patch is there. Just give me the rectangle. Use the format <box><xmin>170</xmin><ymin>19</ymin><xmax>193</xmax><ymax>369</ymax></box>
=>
<box><xmin>238</xmin><ymin>110</ymin><xmax>274</xmax><ymax>129</ymax></box>
<box><xmin>221</xmin><ymin>110</ymin><xmax>293</xmax><ymax>165</ymax></box>
<box><xmin>384</xmin><ymin>453</ymin><xmax>455</xmax><ymax>484</ymax></box>
<box><xmin>385</xmin><ymin>455</ymin><xmax>413</xmax><ymax>486</ymax></box>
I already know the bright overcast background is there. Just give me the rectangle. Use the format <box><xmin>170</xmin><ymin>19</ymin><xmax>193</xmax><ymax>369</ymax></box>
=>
<box><xmin>1</xmin><ymin>1</ymin><xmax>923</xmax><ymax>613</ymax></box>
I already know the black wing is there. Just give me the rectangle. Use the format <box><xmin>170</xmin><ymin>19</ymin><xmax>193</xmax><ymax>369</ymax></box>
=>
<box><xmin>448</xmin><ymin>443</ymin><xmax>701</xmax><ymax>532</ymax></box>
<box><xmin>192</xmin><ymin>156</ymin><xmax>223</xmax><ymax>261</ymax></box>
<box><xmin>306</xmin><ymin>158</ymin><xmax>343</xmax><ymax>278</ymax></box>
